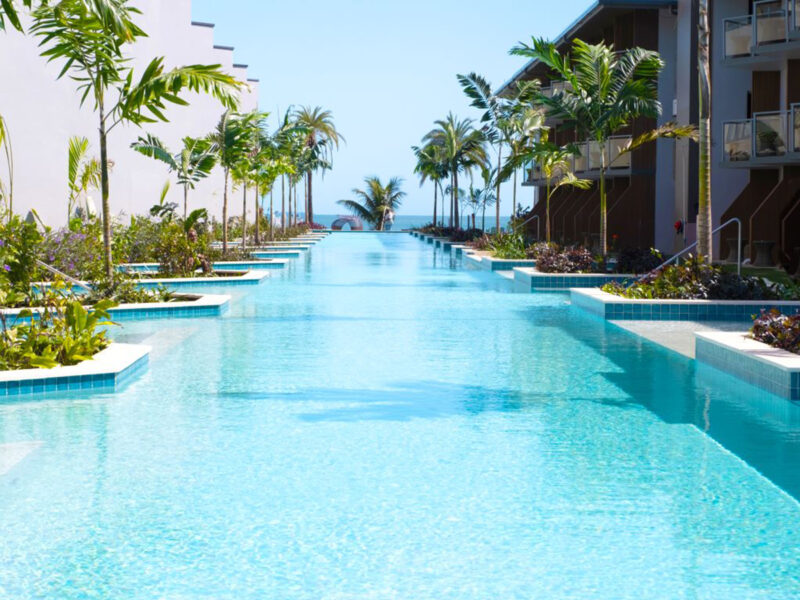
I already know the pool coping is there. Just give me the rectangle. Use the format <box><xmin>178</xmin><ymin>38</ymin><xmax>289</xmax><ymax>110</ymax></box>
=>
<box><xmin>695</xmin><ymin>331</ymin><xmax>800</xmax><ymax>399</ymax></box>
<box><xmin>135</xmin><ymin>269</ymin><xmax>269</xmax><ymax>288</ymax></box>
<box><xmin>463</xmin><ymin>251</ymin><xmax>537</xmax><ymax>271</ymax></box>
<box><xmin>513</xmin><ymin>267</ymin><xmax>636</xmax><ymax>291</ymax></box>
<box><xmin>1</xmin><ymin>293</ymin><xmax>231</xmax><ymax>321</ymax></box>
<box><xmin>571</xmin><ymin>287</ymin><xmax>800</xmax><ymax>322</ymax></box>
<box><xmin>0</xmin><ymin>343</ymin><xmax>150</xmax><ymax>397</ymax></box>
<box><xmin>120</xmin><ymin>260</ymin><xmax>288</xmax><ymax>271</ymax></box>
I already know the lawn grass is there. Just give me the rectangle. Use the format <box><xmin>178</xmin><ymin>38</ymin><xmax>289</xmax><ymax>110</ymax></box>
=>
<box><xmin>720</xmin><ymin>263</ymin><xmax>795</xmax><ymax>286</ymax></box>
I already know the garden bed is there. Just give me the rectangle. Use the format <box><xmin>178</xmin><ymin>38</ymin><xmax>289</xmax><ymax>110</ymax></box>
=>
<box><xmin>0</xmin><ymin>343</ymin><xmax>150</xmax><ymax>397</ymax></box>
<box><xmin>513</xmin><ymin>268</ymin><xmax>635</xmax><ymax>291</ymax></box>
<box><xmin>695</xmin><ymin>331</ymin><xmax>800</xmax><ymax>399</ymax></box>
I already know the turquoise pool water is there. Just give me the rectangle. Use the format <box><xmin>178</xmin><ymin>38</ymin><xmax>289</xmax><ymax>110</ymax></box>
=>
<box><xmin>1</xmin><ymin>233</ymin><xmax>799</xmax><ymax>599</ymax></box>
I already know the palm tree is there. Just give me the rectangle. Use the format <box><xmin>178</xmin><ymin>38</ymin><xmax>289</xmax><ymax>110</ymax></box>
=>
<box><xmin>511</xmin><ymin>38</ymin><xmax>694</xmax><ymax>255</ymax></box>
<box><xmin>207</xmin><ymin>111</ymin><xmax>250</xmax><ymax>254</ymax></box>
<box><xmin>67</xmin><ymin>136</ymin><xmax>102</xmax><ymax>223</ymax></box>
<box><xmin>230</xmin><ymin>111</ymin><xmax>266</xmax><ymax>248</ymax></box>
<box><xmin>0</xmin><ymin>114</ymin><xmax>14</xmax><ymax>214</ymax></box>
<box><xmin>0</xmin><ymin>0</ymin><xmax>32</xmax><ymax>31</ymax></box>
<box><xmin>131</xmin><ymin>135</ymin><xmax>216</xmax><ymax>219</ymax></box>
<box><xmin>293</xmin><ymin>106</ymin><xmax>343</xmax><ymax>224</ymax></box>
<box><xmin>697</xmin><ymin>0</ymin><xmax>712</xmax><ymax>260</ymax></box>
<box><xmin>458</xmin><ymin>73</ymin><xmax>538</xmax><ymax>232</ymax></box>
<box><xmin>338</xmin><ymin>176</ymin><xmax>405</xmax><ymax>231</ymax></box>
<box><xmin>412</xmin><ymin>143</ymin><xmax>448</xmax><ymax>228</ymax></box>
<box><xmin>32</xmin><ymin>0</ymin><xmax>241</xmax><ymax>277</ymax></box>
<box><xmin>423</xmin><ymin>113</ymin><xmax>487</xmax><ymax>229</ymax></box>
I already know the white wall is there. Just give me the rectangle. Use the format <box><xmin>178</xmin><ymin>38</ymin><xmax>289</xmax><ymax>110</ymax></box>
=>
<box><xmin>0</xmin><ymin>0</ymin><xmax>259</xmax><ymax>226</ymax></box>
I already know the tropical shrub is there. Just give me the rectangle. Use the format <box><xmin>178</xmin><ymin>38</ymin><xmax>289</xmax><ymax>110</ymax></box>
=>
<box><xmin>450</xmin><ymin>228</ymin><xmax>483</xmax><ymax>243</ymax></box>
<box><xmin>84</xmin><ymin>276</ymin><xmax>172</xmax><ymax>305</ymax></box>
<box><xmin>751</xmin><ymin>309</ymin><xmax>800</xmax><ymax>354</ymax></box>
<box><xmin>535</xmin><ymin>245</ymin><xmax>594</xmax><ymax>273</ymax></box>
<box><xmin>40</xmin><ymin>227</ymin><xmax>105</xmax><ymax>281</ymax></box>
<box><xmin>0</xmin><ymin>282</ymin><xmax>117</xmax><ymax>370</ymax></box>
<box><xmin>616</xmin><ymin>247</ymin><xmax>663</xmax><ymax>275</ymax></box>
<box><xmin>114</xmin><ymin>216</ymin><xmax>162</xmax><ymax>264</ymax></box>
<box><xmin>603</xmin><ymin>258</ymin><xmax>777</xmax><ymax>300</ymax></box>
<box><xmin>296</xmin><ymin>221</ymin><xmax>325</xmax><ymax>230</ymax></box>
<box><xmin>490</xmin><ymin>233</ymin><xmax>527</xmax><ymax>259</ymax></box>
<box><xmin>154</xmin><ymin>222</ymin><xmax>210</xmax><ymax>277</ymax></box>
<box><xmin>470</xmin><ymin>234</ymin><xmax>492</xmax><ymax>250</ymax></box>
<box><xmin>0</xmin><ymin>214</ymin><xmax>43</xmax><ymax>296</ymax></box>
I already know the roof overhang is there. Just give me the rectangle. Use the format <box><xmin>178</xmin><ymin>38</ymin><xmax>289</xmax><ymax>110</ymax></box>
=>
<box><xmin>496</xmin><ymin>0</ymin><xmax>677</xmax><ymax>96</ymax></box>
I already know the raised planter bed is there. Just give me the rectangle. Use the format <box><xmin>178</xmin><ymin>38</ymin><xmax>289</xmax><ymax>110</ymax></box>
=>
<box><xmin>571</xmin><ymin>287</ymin><xmax>800</xmax><ymax>322</ymax></box>
<box><xmin>0</xmin><ymin>343</ymin><xmax>150</xmax><ymax>397</ymax></box>
<box><xmin>695</xmin><ymin>331</ymin><xmax>800</xmax><ymax>399</ymax></box>
<box><xmin>463</xmin><ymin>251</ymin><xmax>537</xmax><ymax>271</ymax></box>
<box><xmin>120</xmin><ymin>260</ymin><xmax>287</xmax><ymax>273</ymax></box>
<box><xmin>514</xmin><ymin>267</ymin><xmax>635</xmax><ymax>291</ymax></box>
<box><xmin>135</xmin><ymin>269</ymin><xmax>269</xmax><ymax>289</ymax></box>
<box><xmin>2</xmin><ymin>293</ymin><xmax>231</xmax><ymax>321</ymax></box>
<box><xmin>250</xmin><ymin>250</ymin><xmax>303</xmax><ymax>259</ymax></box>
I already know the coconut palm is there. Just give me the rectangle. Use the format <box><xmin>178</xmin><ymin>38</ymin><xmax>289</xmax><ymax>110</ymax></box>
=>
<box><xmin>458</xmin><ymin>73</ymin><xmax>538</xmax><ymax>232</ymax></box>
<box><xmin>67</xmin><ymin>136</ymin><xmax>102</xmax><ymax>223</ymax></box>
<box><xmin>207</xmin><ymin>111</ymin><xmax>250</xmax><ymax>254</ymax></box>
<box><xmin>131</xmin><ymin>135</ymin><xmax>217</xmax><ymax>219</ymax></box>
<box><xmin>511</xmin><ymin>38</ymin><xmax>695</xmax><ymax>255</ymax></box>
<box><xmin>0</xmin><ymin>0</ymin><xmax>32</xmax><ymax>31</ymax></box>
<box><xmin>0</xmin><ymin>114</ymin><xmax>14</xmax><ymax>214</ymax></box>
<box><xmin>338</xmin><ymin>176</ymin><xmax>405</xmax><ymax>231</ymax></box>
<box><xmin>412</xmin><ymin>143</ymin><xmax>448</xmax><ymax>227</ymax></box>
<box><xmin>293</xmin><ymin>106</ymin><xmax>343</xmax><ymax>224</ymax></box>
<box><xmin>32</xmin><ymin>0</ymin><xmax>241</xmax><ymax>277</ymax></box>
<box><xmin>230</xmin><ymin>111</ymin><xmax>267</xmax><ymax>247</ymax></box>
<box><xmin>423</xmin><ymin>113</ymin><xmax>487</xmax><ymax>229</ymax></box>
<box><xmin>697</xmin><ymin>0</ymin><xmax>712</xmax><ymax>260</ymax></box>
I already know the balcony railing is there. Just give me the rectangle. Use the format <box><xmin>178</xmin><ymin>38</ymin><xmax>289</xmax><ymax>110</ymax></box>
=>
<box><xmin>525</xmin><ymin>135</ymin><xmax>632</xmax><ymax>182</ymax></box>
<box><xmin>723</xmin><ymin>0</ymin><xmax>800</xmax><ymax>58</ymax></box>
<box><xmin>722</xmin><ymin>106</ymin><xmax>800</xmax><ymax>164</ymax></box>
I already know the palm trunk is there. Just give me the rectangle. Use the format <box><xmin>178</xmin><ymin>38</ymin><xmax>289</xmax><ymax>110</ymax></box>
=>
<box><xmin>307</xmin><ymin>170</ymin><xmax>314</xmax><ymax>224</ymax></box>
<box><xmin>269</xmin><ymin>189</ymin><xmax>274</xmax><ymax>241</ymax></box>
<box><xmin>482</xmin><ymin>203</ymin><xmax>486</xmax><ymax>232</ymax></box>
<box><xmin>454</xmin><ymin>172</ymin><xmax>460</xmax><ymax>228</ymax></box>
<box><xmin>546</xmin><ymin>179</ymin><xmax>551</xmax><ymax>244</ymax></box>
<box><xmin>98</xmin><ymin>102</ymin><xmax>112</xmax><ymax>279</ymax></box>
<box><xmin>293</xmin><ymin>182</ymin><xmax>298</xmax><ymax>226</ymax></box>
<box><xmin>254</xmin><ymin>186</ymin><xmax>260</xmax><ymax>245</ymax></box>
<box><xmin>183</xmin><ymin>184</ymin><xmax>188</xmax><ymax>219</ymax></box>
<box><xmin>281</xmin><ymin>175</ymin><xmax>285</xmax><ymax>232</ymax></box>
<box><xmin>512</xmin><ymin>166</ymin><xmax>517</xmax><ymax>212</ymax></box>
<box><xmin>440</xmin><ymin>182</ymin><xmax>444</xmax><ymax>227</ymax></box>
<box><xmin>242</xmin><ymin>182</ymin><xmax>247</xmax><ymax>249</ymax></box>
<box><xmin>222</xmin><ymin>168</ymin><xmax>229</xmax><ymax>254</ymax></box>
<box><xmin>495</xmin><ymin>145</ymin><xmax>502</xmax><ymax>232</ymax></box>
<box><xmin>433</xmin><ymin>183</ymin><xmax>437</xmax><ymax>226</ymax></box>
<box><xmin>599</xmin><ymin>165</ymin><xmax>607</xmax><ymax>257</ymax></box>
<box><xmin>697</xmin><ymin>0</ymin><xmax>713</xmax><ymax>261</ymax></box>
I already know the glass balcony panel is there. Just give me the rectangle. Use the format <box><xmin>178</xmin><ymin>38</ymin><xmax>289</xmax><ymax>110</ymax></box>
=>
<box><xmin>608</xmin><ymin>137</ymin><xmax>632</xmax><ymax>168</ymax></box>
<box><xmin>793</xmin><ymin>105</ymin><xmax>800</xmax><ymax>152</ymax></box>
<box><xmin>723</xmin><ymin>120</ymin><xmax>753</xmax><ymax>162</ymax></box>
<box><xmin>724</xmin><ymin>16</ymin><xmax>753</xmax><ymax>57</ymax></box>
<box><xmin>755</xmin><ymin>0</ymin><xmax>787</xmax><ymax>45</ymax></box>
<box><xmin>573</xmin><ymin>144</ymin><xmax>587</xmax><ymax>172</ymax></box>
<box><xmin>795</xmin><ymin>0</ymin><xmax>800</xmax><ymax>32</ymax></box>
<box><xmin>755</xmin><ymin>112</ymin><xmax>787</xmax><ymax>157</ymax></box>
<box><xmin>588</xmin><ymin>141</ymin><xmax>603</xmax><ymax>170</ymax></box>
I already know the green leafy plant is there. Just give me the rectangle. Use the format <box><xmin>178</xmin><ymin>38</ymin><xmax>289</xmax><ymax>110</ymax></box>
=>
<box><xmin>751</xmin><ymin>309</ymin><xmax>800</xmax><ymax>355</ymax></box>
<box><xmin>0</xmin><ymin>281</ymin><xmax>117</xmax><ymax>370</ymax></box>
<box><xmin>490</xmin><ymin>232</ymin><xmax>527</xmax><ymax>259</ymax></box>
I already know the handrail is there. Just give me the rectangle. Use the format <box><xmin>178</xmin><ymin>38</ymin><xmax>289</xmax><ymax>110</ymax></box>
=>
<box><xmin>628</xmin><ymin>217</ymin><xmax>742</xmax><ymax>288</ymax></box>
<box><xmin>513</xmin><ymin>213</ymin><xmax>540</xmax><ymax>240</ymax></box>
<box><xmin>35</xmin><ymin>259</ymin><xmax>94</xmax><ymax>293</ymax></box>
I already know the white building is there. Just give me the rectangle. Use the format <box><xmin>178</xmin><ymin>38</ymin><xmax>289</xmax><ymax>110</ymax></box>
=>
<box><xmin>0</xmin><ymin>0</ymin><xmax>259</xmax><ymax>226</ymax></box>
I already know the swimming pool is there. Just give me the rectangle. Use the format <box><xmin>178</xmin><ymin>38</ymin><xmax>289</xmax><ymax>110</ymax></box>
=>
<box><xmin>1</xmin><ymin>233</ymin><xmax>799</xmax><ymax>598</ymax></box>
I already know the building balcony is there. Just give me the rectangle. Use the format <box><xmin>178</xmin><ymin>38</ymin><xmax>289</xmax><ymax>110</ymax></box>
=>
<box><xmin>722</xmin><ymin>105</ymin><xmax>800</xmax><ymax>167</ymax></box>
<box><xmin>524</xmin><ymin>135</ymin><xmax>632</xmax><ymax>185</ymax></box>
<box><xmin>723</xmin><ymin>0</ymin><xmax>800</xmax><ymax>64</ymax></box>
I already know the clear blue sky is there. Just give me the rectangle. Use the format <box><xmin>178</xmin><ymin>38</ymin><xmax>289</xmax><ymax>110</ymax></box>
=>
<box><xmin>192</xmin><ymin>0</ymin><xmax>592</xmax><ymax>217</ymax></box>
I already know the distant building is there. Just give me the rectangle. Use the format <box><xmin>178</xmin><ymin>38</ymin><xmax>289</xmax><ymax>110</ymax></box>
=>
<box><xmin>0</xmin><ymin>0</ymin><xmax>259</xmax><ymax>226</ymax></box>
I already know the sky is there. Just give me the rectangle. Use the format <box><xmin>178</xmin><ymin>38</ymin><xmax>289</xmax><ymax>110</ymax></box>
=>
<box><xmin>191</xmin><ymin>0</ymin><xmax>592</xmax><ymax>218</ymax></box>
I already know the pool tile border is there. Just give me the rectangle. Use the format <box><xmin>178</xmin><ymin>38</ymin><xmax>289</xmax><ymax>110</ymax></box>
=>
<box><xmin>514</xmin><ymin>267</ymin><xmax>635</xmax><ymax>291</ymax></box>
<box><xmin>0</xmin><ymin>343</ymin><xmax>150</xmax><ymax>397</ymax></box>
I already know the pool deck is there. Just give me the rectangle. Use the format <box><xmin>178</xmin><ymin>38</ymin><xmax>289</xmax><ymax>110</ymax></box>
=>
<box><xmin>611</xmin><ymin>320</ymin><xmax>746</xmax><ymax>358</ymax></box>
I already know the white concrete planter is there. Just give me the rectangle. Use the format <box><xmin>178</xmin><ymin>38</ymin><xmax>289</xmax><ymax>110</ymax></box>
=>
<box><xmin>695</xmin><ymin>331</ymin><xmax>800</xmax><ymax>399</ymax></box>
<box><xmin>0</xmin><ymin>343</ymin><xmax>150</xmax><ymax>397</ymax></box>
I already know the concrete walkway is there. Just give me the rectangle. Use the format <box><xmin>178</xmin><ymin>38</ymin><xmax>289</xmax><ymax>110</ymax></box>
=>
<box><xmin>612</xmin><ymin>320</ymin><xmax>746</xmax><ymax>358</ymax></box>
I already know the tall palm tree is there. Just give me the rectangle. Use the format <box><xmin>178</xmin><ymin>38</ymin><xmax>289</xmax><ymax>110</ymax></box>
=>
<box><xmin>412</xmin><ymin>143</ymin><xmax>448</xmax><ymax>227</ymax></box>
<box><xmin>0</xmin><ymin>114</ymin><xmax>13</xmax><ymax>214</ymax></box>
<box><xmin>697</xmin><ymin>0</ymin><xmax>712</xmax><ymax>260</ymax></box>
<box><xmin>338</xmin><ymin>176</ymin><xmax>405</xmax><ymax>231</ymax></box>
<box><xmin>458</xmin><ymin>73</ymin><xmax>538</xmax><ymax>232</ymax></box>
<box><xmin>32</xmin><ymin>0</ymin><xmax>241</xmax><ymax>277</ymax></box>
<box><xmin>293</xmin><ymin>106</ymin><xmax>343</xmax><ymax>224</ymax></box>
<box><xmin>207</xmin><ymin>111</ymin><xmax>250</xmax><ymax>254</ymax></box>
<box><xmin>131</xmin><ymin>134</ymin><xmax>217</xmax><ymax>219</ymax></box>
<box><xmin>67</xmin><ymin>136</ymin><xmax>102</xmax><ymax>223</ymax></box>
<box><xmin>230</xmin><ymin>111</ymin><xmax>266</xmax><ymax>248</ymax></box>
<box><xmin>511</xmin><ymin>38</ymin><xmax>694</xmax><ymax>255</ymax></box>
<box><xmin>423</xmin><ymin>113</ymin><xmax>487</xmax><ymax>229</ymax></box>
